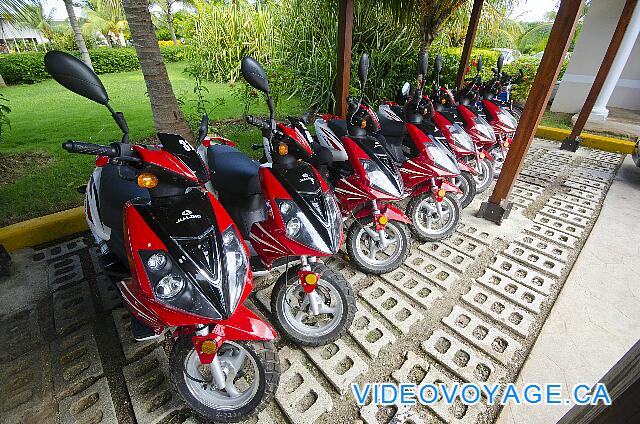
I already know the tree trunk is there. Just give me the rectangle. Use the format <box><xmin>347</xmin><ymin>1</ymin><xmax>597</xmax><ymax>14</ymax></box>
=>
<box><xmin>0</xmin><ymin>74</ymin><xmax>6</xmax><ymax>88</ymax></box>
<box><xmin>123</xmin><ymin>0</ymin><xmax>194</xmax><ymax>142</ymax></box>
<box><xmin>167</xmin><ymin>1</ymin><xmax>178</xmax><ymax>46</ymax></box>
<box><xmin>64</xmin><ymin>0</ymin><xmax>92</xmax><ymax>69</ymax></box>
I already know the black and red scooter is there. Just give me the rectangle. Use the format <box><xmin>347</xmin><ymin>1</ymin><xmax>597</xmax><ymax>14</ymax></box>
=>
<box><xmin>198</xmin><ymin>57</ymin><xmax>356</xmax><ymax>346</ymax></box>
<box><xmin>44</xmin><ymin>51</ymin><xmax>279</xmax><ymax>422</ymax></box>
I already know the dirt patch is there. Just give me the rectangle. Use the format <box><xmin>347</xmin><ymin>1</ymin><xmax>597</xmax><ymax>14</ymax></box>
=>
<box><xmin>0</xmin><ymin>151</ymin><xmax>53</xmax><ymax>185</ymax></box>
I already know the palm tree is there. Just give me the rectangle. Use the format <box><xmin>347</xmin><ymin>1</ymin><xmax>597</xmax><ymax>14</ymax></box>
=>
<box><xmin>18</xmin><ymin>2</ymin><xmax>55</xmax><ymax>50</ymax></box>
<box><xmin>83</xmin><ymin>0</ymin><xmax>128</xmax><ymax>47</ymax></box>
<box><xmin>122</xmin><ymin>0</ymin><xmax>193</xmax><ymax>141</ymax></box>
<box><xmin>63</xmin><ymin>0</ymin><xmax>93</xmax><ymax>68</ymax></box>
<box><xmin>152</xmin><ymin>0</ymin><xmax>194</xmax><ymax>45</ymax></box>
<box><xmin>1</xmin><ymin>0</ymin><xmax>39</xmax><ymax>86</ymax></box>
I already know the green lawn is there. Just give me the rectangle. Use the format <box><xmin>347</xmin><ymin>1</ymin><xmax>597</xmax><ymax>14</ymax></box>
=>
<box><xmin>0</xmin><ymin>61</ymin><xmax>305</xmax><ymax>226</ymax></box>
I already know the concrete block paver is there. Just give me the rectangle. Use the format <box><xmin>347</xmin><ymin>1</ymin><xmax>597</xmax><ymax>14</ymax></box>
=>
<box><xmin>359</xmin><ymin>280</ymin><xmax>424</xmax><ymax>333</ymax></box>
<box><xmin>349</xmin><ymin>301</ymin><xmax>397</xmax><ymax>358</ymax></box>
<box><xmin>48</xmin><ymin>254</ymin><xmax>84</xmax><ymax>290</ymax></box>
<box><xmin>515</xmin><ymin>233</ymin><xmax>571</xmax><ymax>263</ymax></box>
<box><xmin>58</xmin><ymin>377</ymin><xmax>117</xmax><ymax>424</ymax></box>
<box><xmin>382</xmin><ymin>267</ymin><xmax>445</xmax><ymax>310</ymax></box>
<box><xmin>404</xmin><ymin>251</ymin><xmax>461</xmax><ymax>290</ymax></box>
<box><xmin>276</xmin><ymin>359</ymin><xmax>333</xmax><ymax>423</ymax></box>
<box><xmin>502</xmin><ymin>244</ymin><xmax>565</xmax><ymax>278</ymax></box>
<box><xmin>33</xmin><ymin>237</ymin><xmax>87</xmax><ymax>262</ymax></box>
<box><xmin>303</xmin><ymin>338</ymin><xmax>369</xmax><ymax>394</ymax></box>
<box><xmin>533</xmin><ymin>213</ymin><xmax>585</xmax><ymax>237</ymax></box>
<box><xmin>52</xmin><ymin>281</ymin><xmax>96</xmax><ymax>335</ymax></box>
<box><xmin>417</xmin><ymin>242</ymin><xmax>475</xmax><ymax>273</ymax></box>
<box><xmin>490</xmin><ymin>256</ymin><xmax>556</xmax><ymax>295</ymax></box>
<box><xmin>525</xmin><ymin>222</ymin><xmax>580</xmax><ymax>249</ymax></box>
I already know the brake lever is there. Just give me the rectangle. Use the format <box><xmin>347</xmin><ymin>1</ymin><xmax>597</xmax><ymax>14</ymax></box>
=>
<box><xmin>111</xmin><ymin>156</ymin><xmax>141</xmax><ymax>165</ymax></box>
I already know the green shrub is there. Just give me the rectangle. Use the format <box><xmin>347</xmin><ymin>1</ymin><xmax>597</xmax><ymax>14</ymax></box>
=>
<box><xmin>0</xmin><ymin>46</ymin><xmax>187</xmax><ymax>85</ymax></box>
<box><xmin>426</xmin><ymin>47</ymin><xmax>502</xmax><ymax>89</ymax></box>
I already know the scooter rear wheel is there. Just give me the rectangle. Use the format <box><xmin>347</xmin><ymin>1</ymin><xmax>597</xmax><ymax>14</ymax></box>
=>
<box><xmin>407</xmin><ymin>192</ymin><xmax>461</xmax><ymax>242</ymax></box>
<box><xmin>171</xmin><ymin>338</ymin><xmax>279</xmax><ymax>423</ymax></box>
<box><xmin>346</xmin><ymin>218</ymin><xmax>409</xmax><ymax>275</ymax></box>
<box><xmin>469</xmin><ymin>157</ymin><xmax>494</xmax><ymax>193</ymax></box>
<box><xmin>453</xmin><ymin>171</ymin><xmax>477</xmax><ymax>209</ymax></box>
<box><xmin>271</xmin><ymin>262</ymin><xmax>356</xmax><ymax>347</ymax></box>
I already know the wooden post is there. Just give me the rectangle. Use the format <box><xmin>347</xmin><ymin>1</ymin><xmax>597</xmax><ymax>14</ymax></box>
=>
<box><xmin>455</xmin><ymin>0</ymin><xmax>484</xmax><ymax>90</ymax></box>
<box><xmin>335</xmin><ymin>0</ymin><xmax>354</xmax><ymax>119</ymax></box>
<box><xmin>561</xmin><ymin>0</ymin><xmax>639</xmax><ymax>151</ymax></box>
<box><xmin>478</xmin><ymin>0</ymin><xmax>586</xmax><ymax>224</ymax></box>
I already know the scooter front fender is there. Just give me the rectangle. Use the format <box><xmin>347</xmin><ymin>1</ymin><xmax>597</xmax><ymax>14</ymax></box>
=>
<box><xmin>191</xmin><ymin>305</ymin><xmax>278</xmax><ymax>364</ymax></box>
<box><xmin>353</xmin><ymin>203</ymin><xmax>412</xmax><ymax>225</ymax></box>
<box><xmin>457</xmin><ymin>160</ymin><xmax>477</xmax><ymax>175</ymax></box>
<box><xmin>480</xmin><ymin>149</ymin><xmax>494</xmax><ymax>162</ymax></box>
<box><xmin>440</xmin><ymin>179</ymin><xmax>462</xmax><ymax>194</ymax></box>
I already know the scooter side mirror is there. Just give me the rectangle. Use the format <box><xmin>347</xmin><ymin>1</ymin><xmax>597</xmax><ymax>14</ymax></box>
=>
<box><xmin>477</xmin><ymin>56</ymin><xmax>483</xmax><ymax>73</ymax></box>
<box><xmin>419</xmin><ymin>52</ymin><xmax>429</xmax><ymax>76</ymax></box>
<box><xmin>44</xmin><ymin>50</ymin><xmax>109</xmax><ymax>105</ymax></box>
<box><xmin>401</xmin><ymin>82</ymin><xmax>411</xmax><ymax>97</ymax></box>
<box><xmin>435</xmin><ymin>52</ymin><xmax>443</xmax><ymax>73</ymax></box>
<box><xmin>358</xmin><ymin>53</ymin><xmax>370</xmax><ymax>89</ymax></box>
<box><xmin>198</xmin><ymin>114</ymin><xmax>209</xmax><ymax>143</ymax></box>
<box><xmin>241</xmin><ymin>56</ymin><xmax>270</xmax><ymax>94</ymax></box>
<box><xmin>497</xmin><ymin>54</ymin><xmax>504</xmax><ymax>73</ymax></box>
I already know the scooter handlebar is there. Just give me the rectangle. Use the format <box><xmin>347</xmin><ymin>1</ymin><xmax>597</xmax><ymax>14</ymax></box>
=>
<box><xmin>246</xmin><ymin>115</ymin><xmax>270</xmax><ymax>130</ymax></box>
<box><xmin>62</xmin><ymin>141</ymin><xmax>119</xmax><ymax>157</ymax></box>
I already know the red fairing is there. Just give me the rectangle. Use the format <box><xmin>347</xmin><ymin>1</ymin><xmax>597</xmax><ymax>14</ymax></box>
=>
<box><xmin>133</xmin><ymin>145</ymin><xmax>199</xmax><ymax>183</ymax></box>
<box><xmin>457</xmin><ymin>160</ymin><xmax>477</xmax><ymax>174</ymax></box>
<box><xmin>353</xmin><ymin>203</ymin><xmax>412</xmax><ymax>224</ymax></box>
<box><xmin>431</xmin><ymin>112</ymin><xmax>474</xmax><ymax>157</ymax></box>
<box><xmin>455</xmin><ymin>105</ymin><xmax>496</xmax><ymax>148</ymax></box>
<box><xmin>278</xmin><ymin>122</ymin><xmax>313</xmax><ymax>156</ymax></box>
<box><xmin>191</xmin><ymin>305</ymin><xmax>278</xmax><ymax>364</ymax></box>
<box><xmin>248</xmin><ymin>167</ymin><xmax>330</xmax><ymax>266</ymax></box>
<box><xmin>320</xmin><ymin>113</ymin><xmax>340</xmax><ymax>121</ymax></box>
<box><xmin>208</xmin><ymin>136</ymin><xmax>236</xmax><ymax>147</ymax></box>
<box><xmin>482</xmin><ymin>100</ymin><xmax>516</xmax><ymax>133</ymax></box>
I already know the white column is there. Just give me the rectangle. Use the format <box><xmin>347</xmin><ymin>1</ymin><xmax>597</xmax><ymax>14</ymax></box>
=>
<box><xmin>589</xmin><ymin>1</ymin><xmax>640</xmax><ymax>121</ymax></box>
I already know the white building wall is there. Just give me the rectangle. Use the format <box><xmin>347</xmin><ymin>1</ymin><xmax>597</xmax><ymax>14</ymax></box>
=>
<box><xmin>551</xmin><ymin>0</ymin><xmax>640</xmax><ymax>113</ymax></box>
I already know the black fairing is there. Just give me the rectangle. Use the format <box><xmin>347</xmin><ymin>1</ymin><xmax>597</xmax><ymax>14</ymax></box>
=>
<box><xmin>356</xmin><ymin>136</ymin><xmax>404</xmax><ymax>195</ymax></box>
<box><xmin>157</xmin><ymin>133</ymin><xmax>209</xmax><ymax>184</ymax></box>
<box><xmin>131</xmin><ymin>190</ymin><xmax>234</xmax><ymax>320</ymax></box>
<box><xmin>272</xmin><ymin>162</ymin><xmax>340</xmax><ymax>253</ymax></box>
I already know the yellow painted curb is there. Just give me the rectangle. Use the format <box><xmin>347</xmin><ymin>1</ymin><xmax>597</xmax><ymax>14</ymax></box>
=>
<box><xmin>536</xmin><ymin>125</ymin><xmax>635</xmax><ymax>154</ymax></box>
<box><xmin>0</xmin><ymin>207</ymin><xmax>87</xmax><ymax>252</ymax></box>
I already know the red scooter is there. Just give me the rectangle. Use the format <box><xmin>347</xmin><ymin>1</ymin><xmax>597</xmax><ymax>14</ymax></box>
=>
<box><xmin>312</xmin><ymin>54</ymin><xmax>411</xmax><ymax>274</ymax></box>
<box><xmin>430</xmin><ymin>53</ymin><xmax>498</xmax><ymax>193</ymax></box>
<box><xmin>199</xmin><ymin>57</ymin><xmax>356</xmax><ymax>346</ymax></box>
<box><xmin>45</xmin><ymin>51</ymin><xmax>279</xmax><ymax>422</ymax></box>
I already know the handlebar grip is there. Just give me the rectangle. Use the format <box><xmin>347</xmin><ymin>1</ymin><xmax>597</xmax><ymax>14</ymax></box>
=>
<box><xmin>251</xmin><ymin>144</ymin><xmax>264</xmax><ymax>151</ymax></box>
<box><xmin>62</xmin><ymin>141</ymin><xmax>119</xmax><ymax>157</ymax></box>
<box><xmin>246</xmin><ymin>115</ymin><xmax>271</xmax><ymax>130</ymax></box>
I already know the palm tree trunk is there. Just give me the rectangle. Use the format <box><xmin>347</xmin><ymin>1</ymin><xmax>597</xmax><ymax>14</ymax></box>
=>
<box><xmin>123</xmin><ymin>0</ymin><xmax>194</xmax><ymax>142</ymax></box>
<box><xmin>63</xmin><ymin>0</ymin><xmax>92</xmax><ymax>69</ymax></box>
<box><xmin>166</xmin><ymin>1</ymin><xmax>178</xmax><ymax>46</ymax></box>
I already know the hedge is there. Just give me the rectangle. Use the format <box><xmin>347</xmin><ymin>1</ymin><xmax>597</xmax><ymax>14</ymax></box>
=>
<box><xmin>0</xmin><ymin>46</ymin><xmax>187</xmax><ymax>85</ymax></box>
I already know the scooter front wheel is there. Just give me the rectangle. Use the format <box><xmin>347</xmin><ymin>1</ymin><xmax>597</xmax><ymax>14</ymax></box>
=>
<box><xmin>488</xmin><ymin>145</ymin><xmax>506</xmax><ymax>176</ymax></box>
<box><xmin>407</xmin><ymin>192</ymin><xmax>461</xmax><ymax>242</ymax></box>
<box><xmin>271</xmin><ymin>262</ymin><xmax>356</xmax><ymax>347</ymax></box>
<box><xmin>346</xmin><ymin>218</ymin><xmax>409</xmax><ymax>274</ymax></box>
<box><xmin>453</xmin><ymin>171</ymin><xmax>477</xmax><ymax>209</ymax></box>
<box><xmin>171</xmin><ymin>338</ymin><xmax>279</xmax><ymax>423</ymax></box>
<box><xmin>470</xmin><ymin>157</ymin><xmax>494</xmax><ymax>192</ymax></box>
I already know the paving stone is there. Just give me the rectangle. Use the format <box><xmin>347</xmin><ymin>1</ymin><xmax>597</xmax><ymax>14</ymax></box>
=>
<box><xmin>510</xmin><ymin>194</ymin><xmax>534</xmax><ymax>208</ymax></box>
<box><xmin>48</xmin><ymin>255</ymin><xmax>84</xmax><ymax>290</ymax></box>
<box><xmin>502</xmin><ymin>244</ymin><xmax>565</xmax><ymax>278</ymax></box>
<box><xmin>325</xmin><ymin>255</ymin><xmax>368</xmax><ymax>285</ymax></box>
<box><xmin>96</xmin><ymin>274</ymin><xmax>122</xmax><ymax>311</ymax></box>
<box><xmin>422</xmin><ymin>328</ymin><xmax>503</xmax><ymax>386</ymax></box>
<box><xmin>348</xmin><ymin>302</ymin><xmax>397</xmax><ymax>358</ymax></box>
<box><xmin>381</xmin><ymin>268</ymin><xmax>445</xmax><ymax>310</ymax></box>
<box><xmin>122</xmin><ymin>347</ymin><xmax>185</xmax><ymax>424</ymax></box>
<box><xmin>462</xmin><ymin>284</ymin><xmax>536</xmax><ymax>338</ymax></box>
<box><xmin>526</xmin><ymin>222</ymin><xmax>580</xmax><ymax>249</ymax></box>
<box><xmin>51</xmin><ymin>324</ymin><xmax>104</xmax><ymax>398</ymax></box>
<box><xmin>391</xmin><ymin>351</ymin><xmax>486</xmax><ymax>423</ymax></box>
<box><xmin>404</xmin><ymin>252</ymin><xmax>460</xmax><ymax>290</ymax></box>
<box><xmin>565</xmin><ymin>187</ymin><xmax>602</xmax><ymax>201</ymax></box>
<box><xmin>516</xmin><ymin>174</ymin><xmax>549</xmax><ymax>188</ymax></box>
<box><xmin>33</xmin><ymin>237</ymin><xmax>87</xmax><ymax>262</ymax></box>
<box><xmin>304</xmin><ymin>338</ymin><xmax>369</xmax><ymax>394</ymax></box>
<box><xmin>0</xmin><ymin>347</ymin><xmax>55</xmax><ymax>424</ymax></box>
<box><xmin>359</xmin><ymin>280</ymin><xmax>424</xmax><ymax>333</ymax></box>
<box><xmin>58</xmin><ymin>377</ymin><xmax>117</xmax><ymax>424</ymax></box>
<box><xmin>539</xmin><ymin>206</ymin><xmax>590</xmax><ymax>228</ymax></box>
<box><xmin>456</xmin><ymin>223</ymin><xmax>492</xmax><ymax>245</ymax></box>
<box><xmin>515</xmin><ymin>233</ymin><xmax>571</xmax><ymax>263</ymax></box>
<box><xmin>568</xmin><ymin>170</ymin><xmax>613</xmax><ymax>182</ymax></box>
<box><xmin>361</xmin><ymin>402</ymin><xmax>427</xmax><ymax>424</ymax></box>
<box><xmin>561</xmin><ymin>180</ymin><xmax>604</xmax><ymax>196</ymax></box>
<box><xmin>512</xmin><ymin>181</ymin><xmax>545</xmax><ymax>194</ymax></box>
<box><xmin>520</xmin><ymin>167</ymin><xmax>560</xmax><ymax>180</ymax></box>
<box><xmin>489</xmin><ymin>255</ymin><xmax>555</xmax><ymax>296</ymax></box>
<box><xmin>276</xmin><ymin>359</ymin><xmax>333</xmax><ymax>423</ymax></box>
<box><xmin>0</xmin><ymin>308</ymin><xmax>42</xmax><ymax>362</ymax></box>
<box><xmin>551</xmin><ymin>193</ymin><xmax>598</xmax><ymax>210</ymax></box>
<box><xmin>510</xmin><ymin>186</ymin><xmax>541</xmax><ymax>201</ymax></box>
<box><xmin>443</xmin><ymin>305</ymin><xmax>523</xmax><ymax>365</ymax></box>
<box><xmin>545</xmin><ymin>198</ymin><xmax>596</xmax><ymax>219</ymax></box>
<box><xmin>442</xmin><ymin>233</ymin><xmax>486</xmax><ymax>259</ymax></box>
<box><xmin>533</xmin><ymin>214</ymin><xmax>585</xmax><ymax>238</ymax></box>
<box><xmin>88</xmin><ymin>247</ymin><xmax>103</xmax><ymax>276</ymax></box>
<box><xmin>476</xmin><ymin>268</ymin><xmax>545</xmax><ymax>314</ymax></box>
<box><xmin>112</xmin><ymin>308</ymin><xmax>161</xmax><ymax>361</ymax></box>
<box><xmin>565</xmin><ymin>176</ymin><xmax>609</xmax><ymax>190</ymax></box>
<box><xmin>417</xmin><ymin>242</ymin><xmax>475</xmax><ymax>273</ymax></box>
<box><xmin>52</xmin><ymin>281</ymin><xmax>96</xmax><ymax>335</ymax></box>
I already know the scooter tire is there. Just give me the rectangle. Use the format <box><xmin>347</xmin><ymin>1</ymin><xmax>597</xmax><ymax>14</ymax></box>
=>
<box><xmin>454</xmin><ymin>171</ymin><xmax>477</xmax><ymax>209</ymax></box>
<box><xmin>406</xmin><ymin>192</ymin><xmax>461</xmax><ymax>242</ymax></box>
<box><xmin>270</xmin><ymin>262</ymin><xmax>356</xmax><ymax>347</ymax></box>
<box><xmin>474</xmin><ymin>158</ymin><xmax>495</xmax><ymax>192</ymax></box>
<box><xmin>487</xmin><ymin>145</ymin><xmax>505</xmax><ymax>176</ymax></box>
<box><xmin>346</xmin><ymin>218</ymin><xmax>409</xmax><ymax>275</ymax></box>
<box><xmin>170</xmin><ymin>337</ymin><xmax>280</xmax><ymax>423</ymax></box>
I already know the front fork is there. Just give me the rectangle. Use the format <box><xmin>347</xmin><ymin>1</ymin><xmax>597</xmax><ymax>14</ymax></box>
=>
<box><xmin>298</xmin><ymin>255</ymin><xmax>322</xmax><ymax>314</ymax></box>
<box><xmin>192</xmin><ymin>325</ymin><xmax>228</xmax><ymax>390</ymax></box>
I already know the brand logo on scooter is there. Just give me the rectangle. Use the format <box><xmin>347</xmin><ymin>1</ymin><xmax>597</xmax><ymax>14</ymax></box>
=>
<box><xmin>178</xmin><ymin>139</ymin><xmax>194</xmax><ymax>152</ymax></box>
<box><xmin>299</xmin><ymin>173</ymin><xmax>314</xmax><ymax>184</ymax></box>
<box><xmin>212</xmin><ymin>325</ymin><xmax>225</xmax><ymax>337</ymax></box>
<box><xmin>176</xmin><ymin>209</ymin><xmax>201</xmax><ymax>224</ymax></box>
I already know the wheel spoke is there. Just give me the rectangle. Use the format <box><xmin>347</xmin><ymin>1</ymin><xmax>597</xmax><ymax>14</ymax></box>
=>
<box><xmin>229</xmin><ymin>350</ymin><xmax>247</xmax><ymax>372</ymax></box>
<box><xmin>368</xmin><ymin>243</ymin><xmax>378</xmax><ymax>260</ymax></box>
<box><xmin>317</xmin><ymin>304</ymin><xmax>338</xmax><ymax>315</ymax></box>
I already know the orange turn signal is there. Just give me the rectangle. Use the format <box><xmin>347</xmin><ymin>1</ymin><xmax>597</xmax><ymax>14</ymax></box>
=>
<box><xmin>378</xmin><ymin>215</ymin><xmax>389</xmax><ymax>225</ymax></box>
<box><xmin>304</xmin><ymin>273</ymin><xmax>318</xmax><ymax>285</ymax></box>
<box><xmin>201</xmin><ymin>339</ymin><xmax>217</xmax><ymax>354</ymax></box>
<box><xmin>437</xmin><ymin>189</ymin><xmax>446</xmax><ymax>197</ymax></box>
<box><xmin>479</xmin><ymin>152</ymin><xmax>486</xmax><ymax>159</ymax></box>
<box><xmin>137</xmin><ymin>172</ymin><xmax>158</xmax><ymax>189</ymax></box>
<box><xmin>360</xmin><ymin>119</ymin><xmax>367</xmax><ymax>128</ymax></box>
<box><xmin>278</xmin><ymin>143</ymin><xmax>288</xmax><ymax>156</ymax></box>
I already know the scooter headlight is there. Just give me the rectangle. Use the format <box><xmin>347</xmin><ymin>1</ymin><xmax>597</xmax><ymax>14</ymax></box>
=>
<box><xmin>360</xmin><ymin>159</ymin><xmax>402</xmax><ymax>198</ymax></box>
<box><xmin>472</xmin><ymin>116</ymin><xmax>496</xmax><ymax>141</ymax></box>
<box><xmin>447</xmin><ymin>124</ymin><xmax>475</xmax><ymax>152</ymax></box>
<box><xmin>276</xmin><ymin>199</ymin><xmax>335</xmax><ymax>254</ymax></box>
<box><xmin>497</xmin><ymin>110</ymin><xmax>518</xmax><ymax>130</ymax></box>
<box><xmin>286</xmin><ymin>217</ymin><xmax>302</xmax><ymax>237</ymax></box>
<box><xmin>147</xmin><ymin>252</ymin><xmax>167</xmax><ymax>271</ymax></box>
<box><xmin>155</xmin><ymin>274</ymin><xmax>185</xmax><ymax>299</ymax></box>
<box><xmin>221</xmin><ymin>226</ymin><xmax>249</xmax><ymax>313</ymax></box>
<box><xmin>426</xmin><ymin>143</ymin><xmax>460</xmax><ymax>175</ymax></box>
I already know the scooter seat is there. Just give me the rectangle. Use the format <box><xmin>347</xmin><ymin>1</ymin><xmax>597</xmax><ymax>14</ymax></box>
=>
<box><xmin>327</xmin><ymin>119</ymin><xmax>348</xmax><ymax>138</ymax></box>
<box><xmin>206</xmin><ymin>144</ymin><xmax>261</xmax><ymax>196</ymax></box>
<box><xmin>378</xmin><ymin>116</ymin><xmax>407</xmax><ymax>140</ymax></box>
